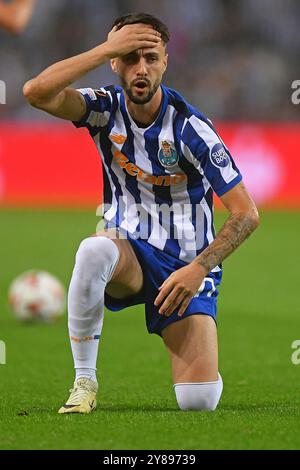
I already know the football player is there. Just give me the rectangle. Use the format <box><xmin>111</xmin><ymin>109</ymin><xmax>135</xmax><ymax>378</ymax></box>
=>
<box><xmin>23</xmin><ymin>13</ymin><xmax>259</xmax><ymax>413</ymax></box>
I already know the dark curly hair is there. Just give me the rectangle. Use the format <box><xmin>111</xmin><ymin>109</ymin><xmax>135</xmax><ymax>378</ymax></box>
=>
<box><xmin>112</xmin><ymin>12</ymin><xmax>170</xmax><ymax>45</ymax></box>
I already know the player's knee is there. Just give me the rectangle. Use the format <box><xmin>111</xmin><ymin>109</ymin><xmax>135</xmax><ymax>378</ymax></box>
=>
<box><xmin>75</xmin><ymin>236</ymin><xmax>119</xmax><ymax>279</ymax></box>
<box><xmin>174</xmin><ymin>373</ymin><xmax>223</xmax><ymax>411</ymax></box>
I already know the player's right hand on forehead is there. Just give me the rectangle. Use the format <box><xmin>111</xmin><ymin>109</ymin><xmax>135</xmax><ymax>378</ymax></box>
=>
<box><xmin>105</xmin><ymin>23</ymin><xmax>161</xmax><ymax>58</ymax></box>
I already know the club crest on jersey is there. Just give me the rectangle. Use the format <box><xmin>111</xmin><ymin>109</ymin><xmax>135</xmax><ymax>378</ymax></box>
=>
<box><xmin>158</xmin><ymin>140</ymin><xmax>178</xmax><ymax>168</ymax></box>
<box><xmin>210</xmin><ymin>143</ymin><xmax>230</xmax><ymax>168</ymax></box>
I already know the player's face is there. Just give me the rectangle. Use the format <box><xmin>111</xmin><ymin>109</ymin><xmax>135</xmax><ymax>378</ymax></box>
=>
<box><xmin>111</xmin><ymin>42</ymin><xmax>168</xmax><ymax>105</ymax></box>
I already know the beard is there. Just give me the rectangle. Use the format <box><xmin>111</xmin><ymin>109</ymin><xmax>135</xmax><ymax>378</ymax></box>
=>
<box><xmin>121</xmin><ymin>77</ymin><xmax>161</xmax><ymax>105</ymax></box>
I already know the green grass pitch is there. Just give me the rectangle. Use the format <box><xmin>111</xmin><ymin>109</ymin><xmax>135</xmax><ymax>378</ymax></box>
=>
<box><xmin>0</xmin><ymin>208</ymin><xmax>300</xmax><ymax>450</ymax></box>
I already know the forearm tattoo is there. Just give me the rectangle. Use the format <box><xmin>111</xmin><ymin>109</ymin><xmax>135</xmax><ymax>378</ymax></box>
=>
<box><xmin>195</xmin><ymin>211</ymin><xmax>259</xmax><ymax>273</ymax></box>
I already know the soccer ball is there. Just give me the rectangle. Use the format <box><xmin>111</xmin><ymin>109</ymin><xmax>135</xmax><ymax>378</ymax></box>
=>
<box><xmin>8</xmin><ymin>270</ymin><xmax>66</xmax><ymax>323</ymax></box>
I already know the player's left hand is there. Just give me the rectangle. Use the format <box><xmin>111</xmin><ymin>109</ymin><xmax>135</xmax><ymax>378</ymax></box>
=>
<box><xmin>154</xmin><ymin>263</ymin><xmax>207</xmax><ymax>317</ymax></box>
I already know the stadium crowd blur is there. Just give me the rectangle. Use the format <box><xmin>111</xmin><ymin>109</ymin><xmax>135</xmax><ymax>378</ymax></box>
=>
<box><xmin>0</xmin><ymin>0</ymin><xmax>299</xmax><ymax>121</ymax></box>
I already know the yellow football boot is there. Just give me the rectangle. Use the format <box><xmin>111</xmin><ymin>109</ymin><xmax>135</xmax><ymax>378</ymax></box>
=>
<box><xmin>58</xmin><ymin>378</ymin><xmax>98</xmax><ymax>414</ymax></box>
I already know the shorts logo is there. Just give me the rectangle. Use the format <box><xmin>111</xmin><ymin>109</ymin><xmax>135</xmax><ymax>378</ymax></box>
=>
<box><xmin>210</xmin><ymin>143</ymin><xmax>230</xmax><ymax>168</ymax></box>
<box><xmin>158</xmin><ymin>140</ymin><xmax>178</xmax><ymax>168</ymax></box>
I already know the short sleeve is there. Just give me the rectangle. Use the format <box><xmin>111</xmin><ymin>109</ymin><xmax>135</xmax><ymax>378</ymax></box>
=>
<box><xmin>182</xmin><ymin>115</ymin><xmax>242</xmax><ymax>197</ymax></box>
<box><xmin>72</xmin><ymin>87</ymin><xmax>112</xmax><ymax>137</ymax></box>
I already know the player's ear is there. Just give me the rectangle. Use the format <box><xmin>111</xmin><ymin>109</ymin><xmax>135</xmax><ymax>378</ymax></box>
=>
<box><xmin>163</xmin><ymin>53</ymin><xmax>168</xmax><ymax>72</ymax></box>
<box><xmin>110</xmin><ymin>59</ymin><xmax>118</xmax><ymax>73</ymax></box>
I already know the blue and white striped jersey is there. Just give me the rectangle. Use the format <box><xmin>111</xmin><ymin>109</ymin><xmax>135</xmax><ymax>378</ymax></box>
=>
<box><xmin>73</xmin><ymin>84</ymin><xmax>242</xmax><ymax>265</ymax></box>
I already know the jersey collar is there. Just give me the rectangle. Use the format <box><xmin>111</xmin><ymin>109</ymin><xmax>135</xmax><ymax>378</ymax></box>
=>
<box><xmin>120</xmin><ymin>85</ymin><xmax>168</xmax><ymax>133</ymax></box>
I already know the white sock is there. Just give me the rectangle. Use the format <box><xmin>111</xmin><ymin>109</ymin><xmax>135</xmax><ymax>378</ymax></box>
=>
<box><xmin>174</xmin><ymin>373</ymin><xmax>223</xmax><ymax>411</ymax></box>
<box><xmin>75</xmin><ymin>368</ymin><xmax>97</xmax><ymax>382</ymax></box>
<box><xmin>68</xmin><ymin>237</ymin><xmax>119</xmax><ymax>384</ymax></box>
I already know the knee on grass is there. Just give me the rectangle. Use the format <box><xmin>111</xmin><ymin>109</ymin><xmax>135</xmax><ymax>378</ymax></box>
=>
<box><xmin>174</xmin><ymin>373</ymin><xmax>223</xmax><ymax>411</ymax></box>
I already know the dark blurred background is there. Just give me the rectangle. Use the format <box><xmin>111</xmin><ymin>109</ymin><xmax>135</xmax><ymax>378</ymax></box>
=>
<box><xmin>0</xmin><ymin>0</ymin><xmax>299</xmax><ymax>208</ymax></box>
<box><xmin>0</xmin><ymin>0</ymin><xmax>299</xmax><ymax>121</ymax></box>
